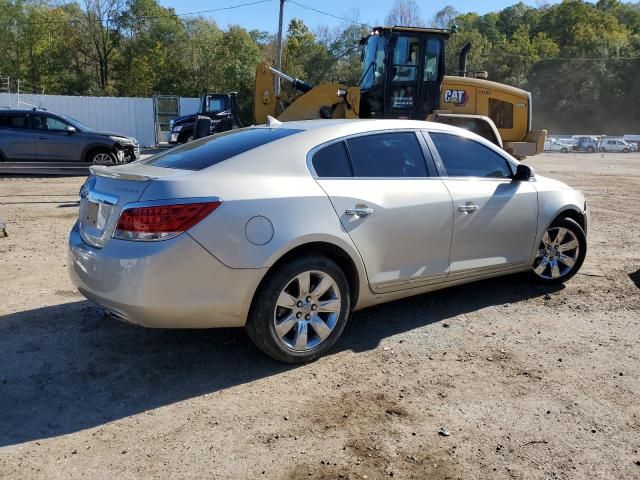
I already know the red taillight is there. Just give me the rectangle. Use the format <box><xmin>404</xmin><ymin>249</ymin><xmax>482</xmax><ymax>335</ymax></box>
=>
<box><xmin>114</xmin><ymin>201</ymin><xmax>221</xmax><ymax>241</ymax></box>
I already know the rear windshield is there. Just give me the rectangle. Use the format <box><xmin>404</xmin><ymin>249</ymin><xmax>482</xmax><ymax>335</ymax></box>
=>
<box><xmin>141</xmin><ymin>127</ymin><xmax>302</xmax><ymax>171</ymax></box>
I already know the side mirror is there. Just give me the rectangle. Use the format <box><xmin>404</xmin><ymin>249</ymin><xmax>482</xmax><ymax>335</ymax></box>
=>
<box><xmin>66</xmin><ymin>126</ymin><xmax>77</xmax><ymax>134</ymax></box>
<box><xmin>513</xmin><ymin>164</ymin><xmax>534</xmax><ymax>181</ymax></box>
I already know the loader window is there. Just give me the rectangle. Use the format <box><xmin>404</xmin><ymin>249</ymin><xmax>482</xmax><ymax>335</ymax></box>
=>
<box><xmin>423</xmin><ymin>39</ymin><xmax>441</xmax><ymax>82</ymax></box>
<box><xmin>489</xmin><ymin>99</ymin><xmax>514</xmax><ymax>129</ymax></box>
<box><xmin>359</xmin><ymin>34</ymin><xmax>386</xmax><ymax>90</ymax></box>
<box><xmin>390</xmin><ymin>36</ymin><xmax>420</xmax><ymax>110</ymax></box>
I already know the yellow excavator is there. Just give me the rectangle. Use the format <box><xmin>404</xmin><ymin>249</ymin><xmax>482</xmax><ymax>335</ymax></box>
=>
<box><xmin>255</xmin><ymin>26</ymin><xmax>546</xmax><ymax>158</ymax></box>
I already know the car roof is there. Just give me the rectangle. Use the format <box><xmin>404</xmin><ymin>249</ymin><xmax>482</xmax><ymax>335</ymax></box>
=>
<box><xmin>252</xmin><ymin>118</ymin><xmax>464</xmax><ymax>135</ymax></box>
<box><xmin>0</xmin><ymin>108</ymin><xmax>53</xmax><ymax>114</ymax></box>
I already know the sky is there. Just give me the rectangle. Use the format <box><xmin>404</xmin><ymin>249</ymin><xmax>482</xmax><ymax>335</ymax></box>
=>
<box><xmin>157</xmin><ymin>0</ymin><xmax>558</xmax><ymax>33</ymax></box>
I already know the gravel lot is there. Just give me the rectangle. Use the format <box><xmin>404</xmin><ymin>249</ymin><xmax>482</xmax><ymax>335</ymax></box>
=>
<box><xmin>1</xmin><ymin>152</ymin><xmax>639</xmax><ymax>479</ymax></box>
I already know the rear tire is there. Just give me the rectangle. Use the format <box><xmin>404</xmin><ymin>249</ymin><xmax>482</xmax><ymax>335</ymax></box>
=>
<box><xmin>246</xmin><ymin>255</ymin><xmax>351</xmax><ymax>363</ymax></box>
<box><xmin>529</xmin><ymin>217</ymin><xmax>586</xmax><ymax>285</ymax></box>
<box><xmin>587</xmin><ymin>146</ymin><xmax>595</xmax><ymax>153</ymax></box>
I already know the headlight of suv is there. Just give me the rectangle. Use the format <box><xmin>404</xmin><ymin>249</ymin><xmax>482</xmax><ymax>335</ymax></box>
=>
<box><xmin>172</xmin><ymin>125</ymin><xmax>183</xmax><ymax>132</ymax></box>
<box><xmin>110</xmin><ymin>136</ymin><xmax>132</xmax><ymax>144</ymax></box>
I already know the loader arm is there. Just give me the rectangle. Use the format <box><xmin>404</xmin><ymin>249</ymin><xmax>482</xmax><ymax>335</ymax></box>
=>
<box><xmin>254</xmin><ymin>61</ymin><xmax>360</xmax><ymax>124</ymax></box>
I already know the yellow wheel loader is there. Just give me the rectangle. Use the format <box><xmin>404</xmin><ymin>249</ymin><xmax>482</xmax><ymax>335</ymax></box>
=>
<box><xmin>255</xmin><ymin>26</ymin><xmax>546</xmax><ymax>158</ymax></box>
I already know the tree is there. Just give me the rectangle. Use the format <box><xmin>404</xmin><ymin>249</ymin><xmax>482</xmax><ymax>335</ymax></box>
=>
<box><xmin>73</xmin><ymin>0</ymin><xmax>126</xmax><ymax>93</ymax></box>
<box><xmin>384</xmin><ymin>0</ymin><xmax>424</xmax><ymax>27</ymax></box>
<box><xmin>432</xmin><ymin>6</ymin><xmax>460</xmax><ymax>29</ymax></box>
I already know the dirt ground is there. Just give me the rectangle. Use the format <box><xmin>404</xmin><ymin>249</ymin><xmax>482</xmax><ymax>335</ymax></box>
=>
<box><xmin>0</xmin><ymin>152</ymin><xmax>639</xmax><ymax>479</ymax></box>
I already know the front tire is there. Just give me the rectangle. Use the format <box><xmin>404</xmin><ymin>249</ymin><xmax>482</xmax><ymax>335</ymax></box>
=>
<box><xmin>587</xmin><ymin>146</ymin><xmax>595</xmax><ymax>153</ymax></box>
<box><xmin>530</xmin><ymin>217</ymin><xmax>586</xmax><ymax>285</ymax></box>
<box><xmin>623</xmin><ymin>148</ymin><xmax>630</xmax><ymax>153</ymax></box>
<box><xmin>89</xmin><ymin>149</ymin><xmax>117</xmax><ymax>165</ymax></box>
<box><xmin>246</xmin><ymin>255</ymin><xmax>351</xmax><ymax>363</ymax></box>
<box><xmin>561</xmin><ymin>148</ymin><xmax>568</xmax><ymax>153</ymax></box>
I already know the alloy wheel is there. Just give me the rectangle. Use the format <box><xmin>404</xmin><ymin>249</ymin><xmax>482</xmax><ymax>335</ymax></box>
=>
<box><xmin>273</xmin><ymin>270</ymin><xmax>341</xmax><ymax>352</ymax></box>
<box><xmin>533</xmin><ymin>227</ymin><xmax>580</xmax><ymax>280</ymax></box>
<box><xmin>92</xmin><ymin>152</ymin><xmax>114</xmax><ymax>165</ymax></box>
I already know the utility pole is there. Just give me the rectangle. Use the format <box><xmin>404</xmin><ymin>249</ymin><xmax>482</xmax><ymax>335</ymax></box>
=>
<box><xmin>275</xmin><ymin>0</ymin><xmax>285</xmax><ymax>97</ymax></box>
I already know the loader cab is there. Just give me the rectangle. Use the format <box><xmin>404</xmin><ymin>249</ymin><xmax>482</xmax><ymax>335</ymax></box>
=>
<box><xmin>358</xmin><ymin>26</ymin><xmax>448</xmax><ymax>120</ymax></box>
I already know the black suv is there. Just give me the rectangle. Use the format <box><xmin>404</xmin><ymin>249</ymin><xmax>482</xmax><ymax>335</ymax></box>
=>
<box><xmin>0</xmin><ymin>109</ymin><xmax>139</xmax><ymax>164</ymax></box>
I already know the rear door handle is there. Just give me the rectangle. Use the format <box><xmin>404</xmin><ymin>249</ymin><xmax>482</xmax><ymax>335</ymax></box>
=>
<box><xmin>458</xmin><ymin>203</ymin><xmax>479</xmax><ymax>214</ymax></box>
<box><xmin>345</xmin><ymin>207</ymin><xmax>374</xmax><ymax>218</ymax></box>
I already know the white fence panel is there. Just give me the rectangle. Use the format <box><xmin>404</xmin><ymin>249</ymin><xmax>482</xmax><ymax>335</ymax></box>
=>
<box><xmin>179</xmin><ymin>97</ymin><xmax>200</xmax><ymax>116</ymax></box>
<box><xmin>0</xmin><ymin>93</ymin><xmax>199</xmax><ymax>147</ymax></box>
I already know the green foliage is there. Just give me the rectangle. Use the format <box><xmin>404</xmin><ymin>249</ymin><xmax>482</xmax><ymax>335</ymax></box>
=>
<box><xmin>1</xmin><ymin>0</ymin><xmax>639</xmax><ymax>133</ymax></box>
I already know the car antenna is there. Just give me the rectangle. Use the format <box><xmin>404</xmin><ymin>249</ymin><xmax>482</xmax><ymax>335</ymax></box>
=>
<box><xmin>266</xmin><ymin>115</ymin><xmax>282</xmax><ymax>128</ymax></box>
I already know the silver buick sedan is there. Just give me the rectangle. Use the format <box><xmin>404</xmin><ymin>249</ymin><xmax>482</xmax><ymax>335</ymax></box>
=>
<box><xmin>69</xmin><ymin>119</ymin><xmax>588</xmax><ymax>363</ymax></box>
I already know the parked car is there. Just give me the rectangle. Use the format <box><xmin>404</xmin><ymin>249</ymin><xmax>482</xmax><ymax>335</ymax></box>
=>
<box><xmin>599</xmin><ymin>138</ymin><xmax>636</xmax><ymax>153</ymax></box>
<box><xmin>544</xmin><ymin>138</ymin><xmax>572</xmax><ymax>153</ymax></box>
<box><xmin>68</xmin><ymin>119</ymin><xmax>588</xmax><ymax>363</ymax></box>
<box><xmin>0</xmin><ymin>108</ymin><xmax>139</xmax><ymax>164</ymax></box>
<box><xmin>571</xmin><ymin>136</ymin><xmax>599</xmax><ymax>153</ymax></box>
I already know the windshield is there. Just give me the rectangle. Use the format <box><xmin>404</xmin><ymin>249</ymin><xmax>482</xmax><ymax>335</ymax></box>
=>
<box><xmin>59</xmin><ymin>114</ymin><xmax>94</xmax><ymax>132</ymax></box>
<box><xmin>359</xmin><ymin>34</ymin><xmax>386</xmax><ymax>90</ymax></box>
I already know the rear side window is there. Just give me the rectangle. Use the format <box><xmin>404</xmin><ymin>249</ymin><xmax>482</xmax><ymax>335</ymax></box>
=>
<box><xmin>312</xmin><ymin>141</ymin><xmax>352</xmax><ymax>177</ymax></box>
<box><xmin>0</xmin><ymin>114</ymin><xmax>28</xmax><ymax>129</ymax></box>
<box><xmin>430</xmin><ymin>132</ymin><xmax>513</xmax><ymax>178</ymax></box>
<box><xmin>346</xmin><ymin>132</ymin><xmax>428</xmax><ymax>177</ymax></box>
<box><xmin>142</xmin><ymin>127</ymin><xmax>302</xmax><ymax>171</ymax></box>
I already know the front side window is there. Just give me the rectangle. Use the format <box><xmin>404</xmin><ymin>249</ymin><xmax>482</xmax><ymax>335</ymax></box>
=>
<box><xmin>31</xmin><ymin>115</ymin><xmax>69</xmax><ymax>131</ymax></box>
<box><xmin>141</xmin><ymin>127</ymin><xmax>302</xmax><ymax>171</ymax></box>
<box><xmin>430</xmin><ymin>132</ymin><xmax>513</xmax><ymax>179</ymax></box>
<box><xmin>346</xmin><ymin>132</ymin><xmax>428</xmax><ymax>177</ymax></box>
<box><xmin>45</xmin><ymin>116</ymin><xmax>70</xmax><ymax>131</ymax></box>
<box><xmin>489</xmin><ymin>99</ymin><xmax>514</xmax><ymax>129</ymax></box>
<box><xmin>206</xmin><ymin>96</ymin><xmax>228</xmax><ymax>113</ymax></box>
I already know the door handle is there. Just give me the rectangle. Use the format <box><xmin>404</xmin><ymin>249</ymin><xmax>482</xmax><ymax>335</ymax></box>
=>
<box><xmin>38</xmin><ymin>136</ymin><xmax>46</xmax><ymax>140</ymax></box>
<box><xmin>458</xmin><ymin>203</ymin><xmax>479</xmax><ymax>214</ymax></box>
<box><xmin>345</xmin><ymin>207</ymin><xmax>374</xmax><ymax>218</ymax></box>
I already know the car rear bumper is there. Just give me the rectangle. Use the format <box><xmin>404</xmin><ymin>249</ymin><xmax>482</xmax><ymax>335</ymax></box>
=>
<box><xmin>68</xmin><ymin>222</ymin><xmax>266</xmax><ymax>328</ymax></box>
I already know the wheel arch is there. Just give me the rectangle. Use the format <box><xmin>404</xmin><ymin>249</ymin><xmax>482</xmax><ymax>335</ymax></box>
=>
<box><xmin>82</xmin><ymin>142</ymin><xmax>117</xmax><ymax>162</ymax></box>
<box><xmin>251</xmin><ymin>241</ymin><xmax>364</xmax><ymax>315</ymax></box>
<box><xmin>549</xmin><ymin>207</ymin><xmax>586</xmax><ymax>233</ymax></box>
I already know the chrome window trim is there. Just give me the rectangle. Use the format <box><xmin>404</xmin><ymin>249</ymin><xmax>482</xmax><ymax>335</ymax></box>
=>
<box><xmin>306</xmin><ymin>129</ymin><xmax>435</xmax><ymax>180</ymax></box>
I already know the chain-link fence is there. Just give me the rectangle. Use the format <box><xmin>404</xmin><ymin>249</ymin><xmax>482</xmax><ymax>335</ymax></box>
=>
<box><xmin>154</xmin><ymin>95</ymin><xmax>180</xmax><ymax>145</ymax></box>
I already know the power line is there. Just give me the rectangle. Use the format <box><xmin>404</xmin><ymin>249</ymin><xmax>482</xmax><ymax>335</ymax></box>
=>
<box><xmin>173</xmin><ymin>0</ymin><xmax>273</xmax><ymax>17</ymax></box>
<box><xmin>287</xmin><ymin>0</ymin><xmax>371</xmax><ymax>28</ymax></box>
<box><xmin>499</xmin><ymin>52</ymin><xmax>640</xmax><ymax>61</ymax></box>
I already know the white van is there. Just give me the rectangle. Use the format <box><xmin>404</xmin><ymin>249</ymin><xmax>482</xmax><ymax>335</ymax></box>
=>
<box><xmin>599</xmin><ymin>138</ymin><xmax>636</xmax><ymax>153</ymax></box>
